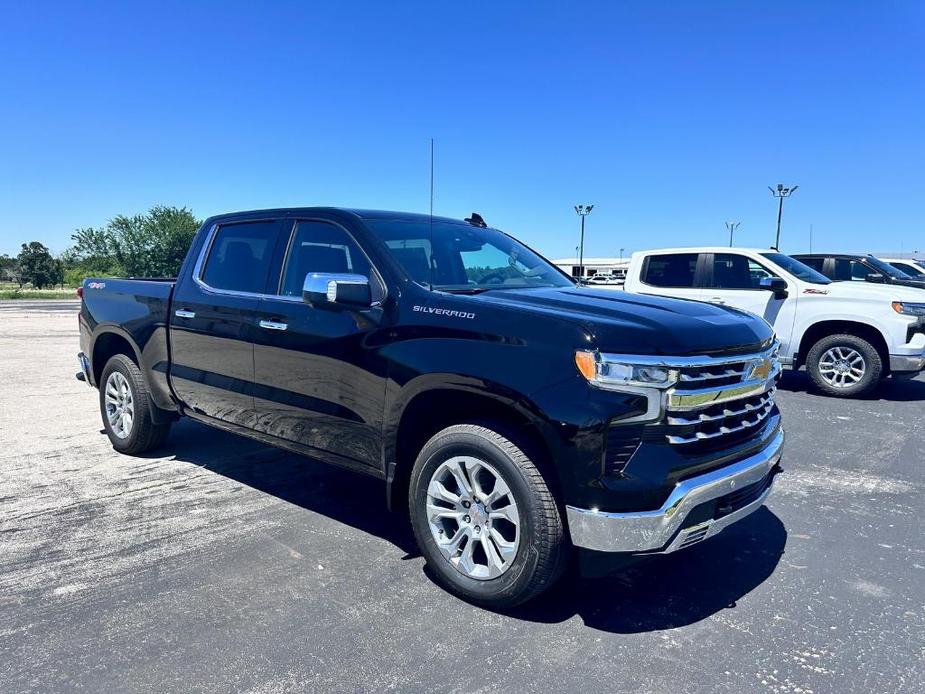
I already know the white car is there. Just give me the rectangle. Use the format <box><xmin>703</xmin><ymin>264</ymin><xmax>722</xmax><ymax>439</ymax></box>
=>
<box><xmin>879</xmin><ymin>257</ymin><xmax>925</xmax><ymax>279</ymax></box>
<box><xmin>623</xmin><ymin>247</ymin><xmax>925</xmax><ymax>397</ymax></box>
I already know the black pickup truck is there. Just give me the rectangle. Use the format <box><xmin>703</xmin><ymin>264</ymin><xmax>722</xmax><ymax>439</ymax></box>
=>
<box><xmin>78</xmin><ymin>207</ymin><xmax>784</xmax><ymax>606</ymax></box>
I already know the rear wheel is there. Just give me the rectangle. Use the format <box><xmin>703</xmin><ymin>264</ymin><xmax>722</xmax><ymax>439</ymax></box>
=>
<box><xmin>99</xmin><ymin>354</ymin><xmax>172</xmax><ymax>454</ymax></box>
<box><xmin>806</xmin><ymin>333</ymin><xmax>881</xmax><ymax>397</ymax></box>
<box><xmin>408</xmin><ymin>423</ymin><xmax>568</xmax><ymax>608</ymax></box>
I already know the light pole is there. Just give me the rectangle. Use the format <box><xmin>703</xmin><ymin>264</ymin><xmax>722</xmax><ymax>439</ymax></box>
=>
<box><xmin>768</xmin><ymin>183</ymin><xmax>798</xmax><ymax>250</ymax></box>
<box><xmin>574</xmin><ymin>204</ymin><xmax>594</xmax><ymax>281</ymax></box>
<box><xmin>725</xmin><ymin>221</ymin><xmax>741</xmax><ymax>247</ymax></box>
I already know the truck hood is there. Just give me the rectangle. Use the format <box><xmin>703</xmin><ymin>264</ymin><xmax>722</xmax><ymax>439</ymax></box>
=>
<box><xmin>472</xmin><ymin>286</ymin><xmax>774</xmax><ymax>356</ymax></box>
<box><xmin>818</xmin><ymin>281</ymin><xmax>925</xmax><ymax>302</ymax></box>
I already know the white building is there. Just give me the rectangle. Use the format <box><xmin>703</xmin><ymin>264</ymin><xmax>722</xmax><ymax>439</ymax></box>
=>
<box><xmin>552</xmin><ymin>257</ymin><xmax>631</xmax><ymax>280</ymax></box>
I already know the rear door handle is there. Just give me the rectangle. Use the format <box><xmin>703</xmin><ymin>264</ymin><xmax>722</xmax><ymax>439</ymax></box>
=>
<box><xmin>708</xmin><ymin>297</ymin><xmax>726</xmax><ymax>305</ymax></box>
<box><xmin>259</xmin><ymin>319</ymin><xmax>288</xmax><ymax>331</ymax></box>
<box><xmin>175</xmin><ymin>309</ymin><xmax>196</xmax><ymax>319</ymax></box>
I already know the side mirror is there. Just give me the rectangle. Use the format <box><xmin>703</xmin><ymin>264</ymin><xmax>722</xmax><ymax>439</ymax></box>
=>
<box><xmin>760</xmin><ymin>276</ymin><xmax>789</xmax><ymax>299</ymax></box>
<box><xmin>865</xmin><ymin>273</ymin><xmax>885</xmax><ymax>284</ymax></box>
<box><xmin>302</xmin><ymin>273</ymin><xmax>372</xmax><ymax>309</ymax></box>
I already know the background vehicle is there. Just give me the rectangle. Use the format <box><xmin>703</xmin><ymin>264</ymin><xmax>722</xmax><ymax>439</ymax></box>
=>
<box><xmin>623</xmin><ymin>247</ymin><xmax>925</xmax><ymax>396</ymax></box>
<box><xmin>794</xmin><ymin>253</ymin><xmax>925</xmax><ymax>290</ymax></box>
<box><xmin>77</xmin><ymin>209</ymin><xmax>784</xmax><ymax>607</ymax></box>
<box><xmin>878</xmin><ymin>257</ymin><xmax>925</xmax><ymax>279</ymax></box>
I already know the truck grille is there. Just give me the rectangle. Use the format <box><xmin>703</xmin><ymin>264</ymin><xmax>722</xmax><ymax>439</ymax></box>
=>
<box><xmin>665</xmin><ymin>345</ymin><xmax>781</xmax><ymax>448</ymax></box>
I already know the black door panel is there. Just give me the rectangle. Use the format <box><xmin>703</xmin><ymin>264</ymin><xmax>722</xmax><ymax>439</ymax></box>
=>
<box><xmin>169</xmin><ymin>219</ymin><xmax>283</xmax><ymax>426</ymax></box>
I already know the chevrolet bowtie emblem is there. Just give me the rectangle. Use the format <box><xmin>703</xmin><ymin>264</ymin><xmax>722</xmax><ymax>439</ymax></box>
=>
<box><xmin>748</xmin><ymin>358</ymin><xmax>773</xmax><ymax>381</ymax></box>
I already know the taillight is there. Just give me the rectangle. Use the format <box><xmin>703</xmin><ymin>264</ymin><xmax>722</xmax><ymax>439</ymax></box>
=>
<box><xmin>76</xmin><ymin>286</ymin><xmax>84</xmax><ymax>299</ymax></box>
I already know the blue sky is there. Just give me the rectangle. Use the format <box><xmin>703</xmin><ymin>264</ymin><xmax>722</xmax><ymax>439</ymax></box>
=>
<box><xmin>1</xmin><ymin>1</ymin><xmax>923</xmax><ymax>258</ymax></box>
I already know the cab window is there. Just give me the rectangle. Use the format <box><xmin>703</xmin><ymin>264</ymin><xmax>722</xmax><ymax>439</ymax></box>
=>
<box><xmin>710</xmin><ymin>253</ymin><xmax>778</xmax><ymax>289</ymax></box>
<box><xmin>279</xmin><ymin>221</ymin><xmax>376</xmax><ymax>297</ymax></box>
<box><xmin>202</xmin><ymin>220</ymin><xmax>279</xmax><ymax>293</ymax></box>
<box><xmin>641</xmin><ymin>253</ymin><xmax>698</xmax><ymax>288</ymax></box>
<box><xmin>833</xmin><ymin>258</ymin><xmax>871</xmax><ymax>282</ymax></box>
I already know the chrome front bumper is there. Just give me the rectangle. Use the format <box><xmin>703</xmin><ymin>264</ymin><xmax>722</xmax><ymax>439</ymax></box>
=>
<box><xmin>566</xmin><ymin>428</ymin><xmax>784</xmax><ymax>554</ymax></box>
<box><xmin>889</xmin><ymin>353</ymin><xmax>925</xmax><ymax>374</ymax></box>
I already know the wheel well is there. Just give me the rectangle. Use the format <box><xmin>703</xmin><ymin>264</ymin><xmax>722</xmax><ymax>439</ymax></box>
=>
<box><xmin>388</xmin><ymin>389</ymin><xmax>557</xmax><ymax>515</ymax></box>
<box><xmin>92</xmin><ymin>332</ymin><xmax>138</xmax><ymax>384</ymax></box>
<box><xmin>797</xmin><ymin>321</ymin><xmax>890</xmax><ymax>371</ymax></box>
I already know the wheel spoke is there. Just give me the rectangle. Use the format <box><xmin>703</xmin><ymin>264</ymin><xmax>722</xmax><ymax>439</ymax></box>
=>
<box><xmin>489</xmin><ymin>502</ymin><xmax>518</xmax><ymax>524</ymax></box>
<box><xmin>445</xmin><ymin>459</ymin><xmax>475</xmax><ymax>497</ymax></box>
<box><xmin>484</xmin><ymin>476</ymin><xmax>511</xmax><ymax>507</ymax></box>
<box><xmin>457</xmin><ymin>533</ymin><xmax>479</xmax><ymax>575</ymax></box>
<box><xmin>480</xmin><ymin>533</ymin><xmax>506</xmax><ymax>577</ymax></box>
<box><xmin>428</xmin><ymin>479</ymin><xmax>460</xmax><ymax>506</ymax></box>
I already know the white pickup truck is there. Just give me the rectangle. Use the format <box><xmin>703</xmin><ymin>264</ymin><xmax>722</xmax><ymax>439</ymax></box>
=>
<box><xmin>622</xmin><ymin>247</ymin><xmax>925</xmax><ymax>397</ymax></box>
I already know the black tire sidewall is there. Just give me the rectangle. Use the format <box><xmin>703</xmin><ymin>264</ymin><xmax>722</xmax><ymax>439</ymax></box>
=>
<box><xmin>807</xmin><ymin>334</ymin><xmax>881</xmax><ymax>396</ymax></box>
<box><xmin>99</xmin><ymin>355</ymin><xmax>148</xmax><ymax>453</ymax></box>
<box><xmin>409</xmin><ymin>430</ymin><xmax>545</xmax><ymax>606</ymax></box>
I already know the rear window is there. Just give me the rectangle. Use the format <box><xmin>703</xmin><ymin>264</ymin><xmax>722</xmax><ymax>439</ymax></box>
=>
<box><xmin>642</xmin><ymin>253</ymin><xmax>698</xmax><ymax>288</ymax></box>
<box><xmin>202</xmin><ymin>221</ymin><xmax>279</xmax><ymax>293</ymax></box>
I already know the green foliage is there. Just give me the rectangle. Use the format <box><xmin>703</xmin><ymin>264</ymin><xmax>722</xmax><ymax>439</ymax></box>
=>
<box><xmin>67</xmin><ymin>205</ymin><xmax>200</xmax><ymax>279</ymax></box>
<box><xmin>0</xmin><ymin>254</ymin><xmax>23</xmax><ymax>287</ymax></box>
<box><xmin>17</xmin><ymin>242</ymin><xmax>62</xmax><ymax>289</ymax></box>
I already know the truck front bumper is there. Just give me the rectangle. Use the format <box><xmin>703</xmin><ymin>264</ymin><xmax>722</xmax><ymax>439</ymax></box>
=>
<box><xmin>889</xmin><ymin>354</ymin><xmax>925</xmax><ymax>374</ymax></box>
<box><xmin>566</xmin><ymin>428</ymin><xmax>784</xmax><ymax>554</ymax></box>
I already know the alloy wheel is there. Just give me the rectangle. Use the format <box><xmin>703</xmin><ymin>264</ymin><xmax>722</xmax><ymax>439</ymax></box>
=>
<box><xmin>819</xmin><ymin>346</ymin><xmax>866</xmax><ymax>388</ymax></box>
<box><xmin>104</xmin><ymin>371</ymin><xmax>134</xmax><ymax>439</ymax></box>
<box><xmin>425</xmin><ymin>456</ymin><xmax>521</xmax><ymax>580</ymax></box>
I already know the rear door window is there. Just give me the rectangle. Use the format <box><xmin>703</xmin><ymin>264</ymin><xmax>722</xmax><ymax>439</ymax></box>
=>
<box><xmin>833</xmin><ymin>258</ymin><xmax>871</xmax><ymax>281</ymax></box>
<box><xmin>641</xmin><ymin>253</ymin><xmax>699</xmax><ymax>288</ymax></box>
<box><xmin>201</xmin><ymin>221</ymin><xmax>280</xmax><ymax>293</ymax></box>
<box><xmin>798</xmin><ymin>257</ymin><xmax>826</xmax><ymax>272</ymax></box>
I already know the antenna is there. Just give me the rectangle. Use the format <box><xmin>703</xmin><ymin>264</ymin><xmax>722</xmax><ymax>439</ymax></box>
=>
<box><xmin>429</xmin><ymin>137</ymin><xmax>434</xmax><ymax>291</ymax></box>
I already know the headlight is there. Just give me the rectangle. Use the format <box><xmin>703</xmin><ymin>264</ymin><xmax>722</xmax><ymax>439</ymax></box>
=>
<box><xmin>575</xmin><ymin>351</ymin><xmax>679</xmax><ymax>390</ymax></box>
<box><xmin>892</xmin><ymin>301</ymin><xmax>925</xmax><ymax>317</ymax></box>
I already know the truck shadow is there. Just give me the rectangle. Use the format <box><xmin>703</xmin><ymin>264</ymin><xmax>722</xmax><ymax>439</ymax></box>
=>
<box><xmin>777</xmin><ymin>370</ymin><xmax>925</xmax><ymax>401</ymax></box>
<box><xmin>154</xmin><ymin>418</ymin><xmax>786</xmax><ymax>634</ymax></box>
<box><xmin>502</xmin><ymin>506</ymin><xmax>786</xmax><ymax>633</ymax></box>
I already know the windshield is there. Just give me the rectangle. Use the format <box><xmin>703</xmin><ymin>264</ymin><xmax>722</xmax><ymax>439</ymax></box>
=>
<box><xmin>365</xmin><ymin>219</ymin><xmax>574</xmax><ymax>292</ymax></box>
<box><xmin>866</xmin><ymin>255</ymin><xmax>912</xmax><ymax>279</ymax></box>
<box><xmin>760</xmin><ymin>253</ymin><xmax>831</xmax><ymax>284</ymax></box>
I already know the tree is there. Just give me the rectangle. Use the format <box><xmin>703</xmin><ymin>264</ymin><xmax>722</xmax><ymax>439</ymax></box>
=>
<box><xmin>17</xmin><ymin>242</ymin><xmax>60</xmax><ymax>289</ymax></box>
<box><xmin>0</xmin><ymin>254</ymin><xmax>23</xmax><ymax>287</ymax></box>
<box><xmin>68</xmin><ymin>205</ymin><xmax>200</xmax><ymax>279</ymax></box>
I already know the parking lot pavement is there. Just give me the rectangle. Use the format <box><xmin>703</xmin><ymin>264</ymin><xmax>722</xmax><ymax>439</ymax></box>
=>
<box><xmin>1</xmin><ymin>299</ymin><xmax>923</xmax><ymax>694</ymax></box>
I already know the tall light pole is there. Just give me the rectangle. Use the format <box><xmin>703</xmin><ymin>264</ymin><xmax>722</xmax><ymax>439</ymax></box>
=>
<box><xmin>725</xmin><ymin>221</ymin><xmax>741</xmax><ymax>247</ymax></box>
<box><xmin>574</xmin><ymin>204</ymin><xmax>594</xmax><ymax>281</ymax></box>
<box><xmin>768</xmin><ymin>183</ymin><xmax>798</xmax><ymax>250</ymax></box>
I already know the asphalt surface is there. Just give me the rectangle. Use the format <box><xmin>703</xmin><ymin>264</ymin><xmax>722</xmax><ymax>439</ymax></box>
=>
<box><xmin>1</xmin><ymin>299</ymin><xmax>923</xmax><ymax>693</ymax></box>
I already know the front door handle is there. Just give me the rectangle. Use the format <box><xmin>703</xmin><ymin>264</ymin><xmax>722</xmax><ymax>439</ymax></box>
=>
<box><xmin>175</xmin><ymin>309</ymin><xmax>196</xmax><ymax>319</ymax></box>
<box><xmin>259</xmin><ymin>319</ymin><xmax>288</xmax><ymax>331</ymax></box>
<box><xmin>708</xmin><ymin>297</ymin><xmax>726</xmax><ymax>305</ymax></box>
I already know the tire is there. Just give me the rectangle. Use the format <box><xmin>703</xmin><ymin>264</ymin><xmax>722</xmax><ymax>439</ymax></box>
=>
<box><xmin>806</xmin><ymin>333</ymin><xmax>882</xmax><ymax>397</ymax></box>
<box><xmin>99</xmin><ymin>354</ymin><xmax>172</xmax><ymax>454</ymax></box>
<box><xmin>408</xmin><ymin>423</ymin><xmax>568</xmax><ymax>608</ymax></box>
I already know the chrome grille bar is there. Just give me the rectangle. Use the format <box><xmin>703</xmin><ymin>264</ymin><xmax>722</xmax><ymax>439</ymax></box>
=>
<box><xmin>667</xmin><ymin>390</ymin><xmax>775</xmax><ymax>425</ymax></box>
<box><xmin>667</xmin><ymin>401</ymin><xmax>775</xmax><ymax>445</ymax></box>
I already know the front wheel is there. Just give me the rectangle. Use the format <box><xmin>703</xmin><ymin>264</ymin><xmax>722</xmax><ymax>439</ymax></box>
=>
<box><xmin>408</xmin><ymin>424</ymin><xmax>568</xmax><ymax>608</ymax></box>
<box><xmin>806</xmin><ymin>333</ymin><xmax>882</xmax><ymax>397</ymax></box>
